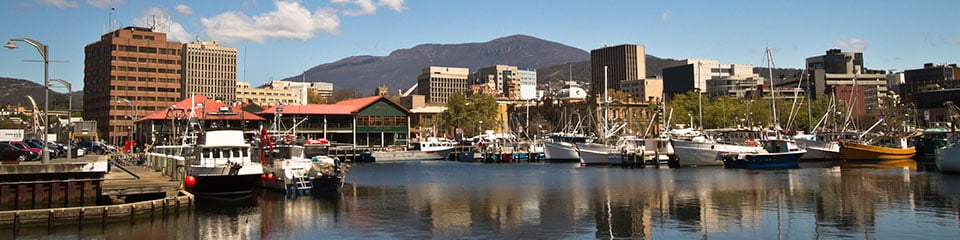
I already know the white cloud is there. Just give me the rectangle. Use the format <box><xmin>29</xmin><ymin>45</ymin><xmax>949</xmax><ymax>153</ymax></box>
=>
<box><xmin>378</xmin><ymin>0</ymin><xmax>406</xmax><ymax>12</ymax></box>
<box><xmin>659</xmin><ymin>11</ymin><xmax>672</xmax><ymax>21</ymax></box>
<box><xmin>175</xmin><ymin>4</ymin><xmax>193</xmax><ymax>15</ymax></box>
<box><xmin>133</xmin><ymin>7</ymin><xmax>194</xmax><ymax>43</ymax></box>
<box><xmin>37</xmin><ymin>0</ymin><xmax>78</xmax><ymax>8</ymax></box>
<box><xmin>201</xmin><ymin>1</ymin><xmax>340</xmax><ymax>43</ymax></box>
<box><xmin>86</xmin><ymin>0</ymin><xmax>123</xmax><ymax>8</ymax></box>
<box><xmin>834</xmin><ymin>37</ymin><xmax>869</xmax><ymax>52</ymax></box>
<box><xmin>332</xmin><ymin>0</ymin><xmax>377</xmax><ymax>16</ymax></box>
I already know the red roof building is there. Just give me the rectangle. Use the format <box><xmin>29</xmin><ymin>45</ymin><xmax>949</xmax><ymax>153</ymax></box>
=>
<box><xmin>135</xmin><ymin>95</ymin><xmax>266</xmax><ymax>145</ymax></box>
<box><xmin>258</xmin><ymin>96</ymin><xmax>411</xmax><ymax>147</ymax></box>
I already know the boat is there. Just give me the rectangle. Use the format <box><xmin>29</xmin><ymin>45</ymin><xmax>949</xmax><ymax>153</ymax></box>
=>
<box><xmin>936</xmin><ymin>140</ymin><xmax>960</xmax><ymax>173</ymax></box>
<box><xmin>916</xmin><ymin>124</ymin><xmax>956</xmax><ymax>161</ymax></box>
<box><xmin>793</xmin><ymin>132</ymin><xmax>855</xmax><ymax>161</ymax></box>
<box><xmin>609</xmin><ymin>137</ymin><xmax>676</xmax><ymax>166</ymax></box>
<box><xmin>669</xmin><ymin>128</ymin><xmax>762</xmax><ymax>166</ymax></box>
<box><xmin>543</xmin><ymin>133</ymin><xmax>589</xmax><ymax>162</ymax></box>
<box><xmin>254</xmin><ymin>139</ymin><xmax>349</xmax><ymax>195</ymax></box>
<box><xmin>360</xmin><ymin>137</ymin><xmax>455</xmax><ymax>163</ymax></box>
<box><xmin>184</xmin><ymin>128</ymin><xmax>264</xmax><ymax>199</ymax></box>
<box><xmin>721</xmin><ymin>139</ymin><xmax>806</xmax><ymax>169</ymax></box>
<box><xmin>721</xmin><ymin>48</ymin><xmax>806</xmax><ymax>170</ymax></box>
<box><xmin>839</xmin><ymin>132</ymin><xmax>917</xmax><ymax>165</ymax></box>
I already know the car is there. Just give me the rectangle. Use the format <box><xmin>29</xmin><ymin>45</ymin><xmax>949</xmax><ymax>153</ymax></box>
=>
<box><xmin>1</xmin><ymin>142</ymin><xmax>37</xmax><ymax>161</ymax></box>
<box><xmin>22</xmin><ymin>140</ymin><xmax>58</xmax><ymax>158</ymax></box>
<box><xmin>1</xmin><ymin>141</ymin><xmax>42</xmax><ymax>160</ymax></box>
<box><xmin>79</xmin><ymin>141</ymin><xmax>113</xmax><ymax>155</ymax></box>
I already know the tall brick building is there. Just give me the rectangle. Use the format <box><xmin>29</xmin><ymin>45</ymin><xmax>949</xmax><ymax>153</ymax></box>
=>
<box><xmin>83</xmin><ymin>27</ymin><xmax>182</xmax><ymax>145</ymax></box>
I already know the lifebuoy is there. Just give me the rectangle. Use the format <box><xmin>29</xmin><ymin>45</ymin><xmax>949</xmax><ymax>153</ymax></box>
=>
<box><xmin>283</xmin><ymin>135</ymin><xmax>295</xmax><ymax>144</ymax></box>
<box><xmin>269</xmin><ymin>136</ymin><xmax>279</xmax><ymax>144</ymax></box>
<box><xmin>743</xmin><ymin>139</ymin><xmax>758</xmax><ymax>147</ymax></box>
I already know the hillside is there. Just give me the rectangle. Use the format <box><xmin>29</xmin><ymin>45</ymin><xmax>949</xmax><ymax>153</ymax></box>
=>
<box><xmin>282</xmin><ymin>34</ymin><xmax>591</xmax><ymax>93</ymax></box>
<box><xmin>0</xmin><ymin>77</ymin><xmax>80</xmax><ymax>110</ymax></box>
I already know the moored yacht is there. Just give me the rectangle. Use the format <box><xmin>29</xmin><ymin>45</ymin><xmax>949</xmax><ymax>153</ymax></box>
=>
<box><xmin>184</xmin><ymin>128</ymin><xmax>264</xmax><ymax>199</ymax></box>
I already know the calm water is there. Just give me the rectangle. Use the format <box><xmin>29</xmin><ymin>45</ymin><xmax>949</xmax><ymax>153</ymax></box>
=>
<box><xmin>15</xmin><ymin>161</ymin><xmax>960</xmax><ymax>239</ymax></box>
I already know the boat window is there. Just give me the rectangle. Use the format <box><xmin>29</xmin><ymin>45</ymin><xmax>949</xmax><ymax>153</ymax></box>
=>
<box><xmin>202</xmin><ymin>148</ymin><xmax>210</xmax><ymax>158</ymax></box>
<box><xmin>212</xmin><ymin>149</ymin><xmax>221</xmax><ymax>158</ymax></box>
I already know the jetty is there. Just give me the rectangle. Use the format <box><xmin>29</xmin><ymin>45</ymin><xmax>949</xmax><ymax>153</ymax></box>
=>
<box><xmin>0</xmin><ymin>154</ymin><xmax>192</xmax><ymax>231</ymax></box>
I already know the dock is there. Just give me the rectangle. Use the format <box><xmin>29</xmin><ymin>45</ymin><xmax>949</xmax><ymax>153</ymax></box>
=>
<box><xmin>0</xmin><ymin>154</ymin><xmax>193</xmax><ymax>231</ymax></box>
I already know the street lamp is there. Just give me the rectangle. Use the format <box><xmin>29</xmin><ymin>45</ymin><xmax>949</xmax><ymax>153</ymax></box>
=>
<box><xmin>50</xmin><ymin>79</ymin><xmax>72</xmax><ymax>159</ymax></box>
<box><xmin>6</xmin><ymin>37</ymin><xmax>50</xmax><ymax>163</ymax></box>
<box><xmin>117</xmin><ymin>97</ymin><xmax>135</xmax><ymax>153</ymax></box>
<box><xmin>695</xmin><ymin>88</ymin><xmax>702</xmax><ymax>130</ymax></box>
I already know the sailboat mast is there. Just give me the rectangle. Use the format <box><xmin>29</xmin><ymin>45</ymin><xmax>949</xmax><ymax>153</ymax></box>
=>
<box><xmin>603</xmin><ymin>66</ymin><xmax>609</xmax><ymax>140</ymax></box>
<box><xmin>766</xmin><ymin>48</ymin><xmax>779</xmax><ymax>137</ymax></box>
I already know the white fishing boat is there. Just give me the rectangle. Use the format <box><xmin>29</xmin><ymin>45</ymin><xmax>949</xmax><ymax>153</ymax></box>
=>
<box><xmin>543</xmin><ymin>133</ymin><xmax>590</xmax><ymax>162</ymax></box>
<box><xmin>668</xmin><ymin>128</ymin><xmax>762</xmax><ymax>167</ymax></box>
<box><xmin>184</xmin><ymin>128</ymin><xmax>264</xmax><ymax>199</ymax></box>
<box><xmin>360</xmin><ymin>137</ymin><xmax>455</xmax><ymax>162</ymax></box>
<box><xmin>255</xmin><ymin>139</ymin><xmax>349</xmax><ymax>195</ymax></box>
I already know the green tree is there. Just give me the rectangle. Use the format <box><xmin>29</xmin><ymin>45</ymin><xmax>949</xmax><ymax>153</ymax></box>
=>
<box><xmin>439</xmin><ymin>93</ymin><xmax>500</xmax><ymax>137</ymax></box>
<box><xmin>331</xmin><ymin>89</ymin><xmax>362</xmax><ymax>102</ymax></box>
<box><xmin>307</xmin><ymin>90</ymin><xmax>328</xmax><ymax>104</ymax></box>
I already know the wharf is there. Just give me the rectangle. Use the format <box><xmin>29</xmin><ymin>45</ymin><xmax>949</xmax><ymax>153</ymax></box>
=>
<box><xmin>0</xmin><ymin>154</ymin><xmax>192</xmax><ymax>231</ymax></box>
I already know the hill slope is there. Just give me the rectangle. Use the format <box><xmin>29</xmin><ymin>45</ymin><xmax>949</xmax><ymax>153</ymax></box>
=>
<box><xmin>0</xmin><ymin>77</ymin><xmax>80</xmax><ymax>110</ymax></box>
<box><xmin>282</xmin><ymin>34</ymin><xmax>591</xmax><ymax>93</ymax></box>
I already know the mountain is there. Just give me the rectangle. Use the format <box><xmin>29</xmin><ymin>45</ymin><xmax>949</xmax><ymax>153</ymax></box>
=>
<box><xmin>0</xmin><ymin>77</ymin><xmax>81</xmax><ymax>110</ymax></box>
<box><xmin>282</xmin><ymin>34</ymin><xmax>590</xmax><ymax>93</ymax></box>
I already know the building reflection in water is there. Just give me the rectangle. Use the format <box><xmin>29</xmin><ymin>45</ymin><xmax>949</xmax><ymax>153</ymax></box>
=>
<box><xmin>25</xmin><ymin>162</ymin><xmax>960</xmax><ymax>239</ymax></box>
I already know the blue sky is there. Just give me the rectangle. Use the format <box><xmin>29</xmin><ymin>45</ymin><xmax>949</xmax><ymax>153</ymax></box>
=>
<box><xmin>1</xmin><ymin>0</ymin><xmax>958</xmax><ymax>93</ymax></box>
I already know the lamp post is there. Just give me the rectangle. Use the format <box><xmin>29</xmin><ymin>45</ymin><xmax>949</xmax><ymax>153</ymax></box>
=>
<box><xmin>6</xmin><ymin>38</ymin><xmax>50</xmax><ymax>163</ymax></box>
<box><xmin>695</xmin><ymin>88</ymin><xmax>702</xmax><ymax>129</ymax></box>
<box><xmin>50</xmin><ymin>79</ymin><xmax>72</xmax><ymax>159</ymax></box>
<box><xmin>117</xmin><ymin>97</ymin><xmax>135</xmax><ymax>153</ymax></box>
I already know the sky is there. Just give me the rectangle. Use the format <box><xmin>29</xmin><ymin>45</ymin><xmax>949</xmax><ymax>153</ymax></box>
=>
<box><xmin>1</xmin><ymin>0</ymin><xmax>958</xmax><ymax>94</ymax></box>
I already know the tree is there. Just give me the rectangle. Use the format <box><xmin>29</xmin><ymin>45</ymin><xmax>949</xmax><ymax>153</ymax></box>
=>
<box><xmin>439</xmin><ymin>93</ymin><xmax>500</xmax><ymax>137</ymax></box>
<box><xmin>331</xmin><ymin>89</ymin><xmax>362</xmax><ymax>102</ymax></box>
<box><xmin>307</xmin><ymin>90</ymin><xmax>328</xmax><ymax>104</ymax></box>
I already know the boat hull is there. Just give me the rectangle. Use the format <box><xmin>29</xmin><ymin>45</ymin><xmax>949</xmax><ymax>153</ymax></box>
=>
<box><xmin>937</xmin><ymin>144</ymin><xmax>960</xmax><ymax>173</ymax></box>
<box><xmin>721</xmin><ymin>151</ymin><xmax>805</xmax><ymax>169</ymax></box>
<box><xmin>839</xmin><ymin>141</ymin><xmax>916</xmax><ymax>162</ymax></box>
<box><xmin>360</xmin><ymin>149</ymin><xmax>450</xmax><ymax>163</ymax></box>
<box><xmin>671</xmin><ymin>140</ymin><xmax>759</xmax><ymax>166</ymax></box>
<box><xmin>188</xmin><ymin>173</ymin><xmax>261</xmax><ymax>199</ymax></box>
<box><xmin>543</xmin><ymin>141</ymin><xmax>579</xmax><ymax>162</ymax></box>
<box><xmin>795</xmin><ymin>139</ymin><xmax>842</xmax><ymax>161</ymax></box>
<box><xmin>577</xmin><ymin>143</ymin><xmax>612</xmax><ymax>165</ymax></box>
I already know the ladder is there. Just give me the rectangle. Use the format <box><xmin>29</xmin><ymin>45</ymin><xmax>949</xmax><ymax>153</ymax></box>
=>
<box><xmin>292</xmin><ymin>168</ymin><xmax>312</xmax><ymax>195</ymax></box>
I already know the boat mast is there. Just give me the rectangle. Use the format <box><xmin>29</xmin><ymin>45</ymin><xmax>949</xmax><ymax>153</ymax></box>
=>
<box><xmin>603</xmin><ymin>66</ymin><xmax>609</xmax><ymax>142</ymax></box>
<box><xmin>766</xmin><ymin>47</ymin><xmax>780</xmax><ymax>139</ymax></box>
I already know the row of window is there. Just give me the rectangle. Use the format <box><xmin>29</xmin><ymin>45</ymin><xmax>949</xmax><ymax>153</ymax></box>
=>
<box><xmin>113</xmin><ymin>56</ymin><xmax>180</xmax><ymax>65</ymax></box>
<box><xmin>110</xmin><ymin>66</ymin><xmax>182</xmax><ymax>74</ymax></box>
<box><xmin>357</xmin><ymin>115</ymin><xmax>407</xmax><ymax>127</ymax></box>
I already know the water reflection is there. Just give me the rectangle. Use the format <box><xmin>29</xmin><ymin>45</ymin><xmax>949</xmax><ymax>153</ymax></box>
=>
<box><xmin>27</xmin><ymin>162</ymin><xmax>960</xmax><ymax>239</ymax></box>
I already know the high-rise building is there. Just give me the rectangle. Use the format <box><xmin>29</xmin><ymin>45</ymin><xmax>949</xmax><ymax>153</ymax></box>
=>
<box><xmin>662</xmin><ymin>59</ymin><xmax>761</xmax><ymax>97</ymax></box>
<box><xmin>590</xmin><ymin>44</ymin><xmax>646</xmax><ymax>95</ymax></box>
<box><xmin>806</xmin><ymin>49</ymin><xmax>888</xmax><ymax>119</ymax></box>
<box><xmin>417</xmin><ymin>66</ymin><xmax>470</xmax><ymax>104</ymax></box>
<box><xmin>83</xmin><ymin>26</ymin><xmax>182</xmax><ymax>145</ymax></box>
<box><xmin>182</xmin><ymin>41</ymin><xmax>237</xmax><ymax>101</ymax></box>
<box><xmin>517</xmin><ymin>69</ymin><xmax>537</xmax><ymax>100</ymax></box>
<box><xmin>902</xmin><ymin>63</ymin><xmax>960</xmax><ymax>103</ymax></box>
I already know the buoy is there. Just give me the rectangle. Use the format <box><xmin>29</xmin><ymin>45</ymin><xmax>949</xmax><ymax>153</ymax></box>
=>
<box><xmin>184</xmin><ymin>176</ymin><xmax>196</xmax><ymax>188</ymax></box>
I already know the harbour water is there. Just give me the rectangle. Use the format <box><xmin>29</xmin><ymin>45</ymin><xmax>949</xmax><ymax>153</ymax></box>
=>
<box><xmin>12</xmin><ymin>161</ymin><xmax>960</xmax><ymax>239</ymax></box>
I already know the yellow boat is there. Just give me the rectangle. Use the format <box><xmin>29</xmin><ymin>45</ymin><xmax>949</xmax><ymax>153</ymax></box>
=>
<box><xmin>839</xmin><ymin>136</ymin><xmax>916</xmax><ymax>163</ymax></box>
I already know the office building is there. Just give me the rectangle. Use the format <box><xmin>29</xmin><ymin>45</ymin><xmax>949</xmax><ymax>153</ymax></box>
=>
<box><xmin>182</xmin><ymin>40</ymin><xmax>237</xmax><ymax>101</ymax></box>
<box><xmin>417</xmin><ymin>66</ymin><xmax>470</xmax><ymax>104</ymax></box>
<box><xmin>806</xmin><ymin>49</ymin><xmax>888</xmax><ymax>117</ymax></box>
<box><xmin>83</xmin><ymin>26</ymin><xmax>182</xmax><ymax>145</ymax></box>
<box><xmin>590</xmin><ymin>44</ymin><xmax>646</xmax><ymax>95</ymax></box>
<box><xmin>902</xmin><ymin>63</ymin><xmax>960</xmax><ymax>103</ymax></box>
<box><xmin>235</xmin><ymin>81</ymin><xmax>304</xmax><ymax>106</ymax></box>
<box><xmin>662</xmin><ymin>59</ymin><xmax>761</xmax><ymax>97</ymax></box>
<box><xmin>619</xmin><ymin>77</ymin><xmax>663</xmax><ymax>102</ymax></box>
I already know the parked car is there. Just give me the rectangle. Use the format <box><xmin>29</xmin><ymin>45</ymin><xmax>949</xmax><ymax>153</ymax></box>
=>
<box><xmin>0</xmin><ymin>142</ymin><xmax>37</xmax><ymax>161</ymax></box>
<box><xmin>22</xmin><ymin>140</ymin><xmax>58</xmax><ymax>158</ymax></box>
<box><xmin>79</xmin><ymin>141</ymin><xmax>114</xmax><ymax>155</ymax></box>
<box><xmin>1</xmin><ymin>141</ymin><xmax>42</xmax><ymax>160</ymax></box>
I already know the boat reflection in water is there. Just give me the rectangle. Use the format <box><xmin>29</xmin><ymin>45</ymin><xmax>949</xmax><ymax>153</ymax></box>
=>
<box><xmin>25</xmin><ymin>162</ymin><xmax>960</xmax><ymax>239</ymax></box>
